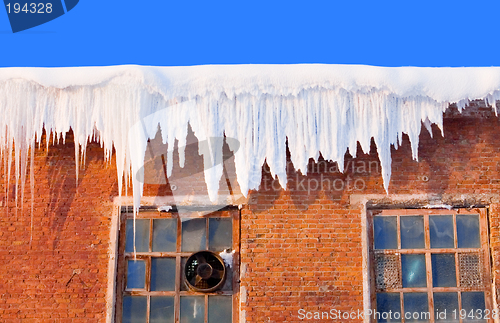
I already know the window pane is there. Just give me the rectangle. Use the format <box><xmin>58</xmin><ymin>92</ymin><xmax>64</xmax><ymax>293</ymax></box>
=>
<box><xmin>180</xmin><ymin>296</ymin><xmax>205</xmax><ymax>323</ymax></box>
<box><xmin>400</xmin><ymin>216</ymin><xmax>425</xmax><ymax>249</ymax></box>
<box><xmin>181</xmin><ymin>257</ymin><xmax>188</xmax><ymax>291</ymax></box>
<box><xmin>432</xmin><ymin>254</ymin><xmax>457</xmax><ymax>287</ymax></box>
<box><xmin>150</xmin><ymin>296</ymin><xmax>175</xmax><ymax>323</ymax></box>
<box><xmin>403</xmin><ymin>293</ymin><xmax>429</xmax><ymax>322</ymax></box>
<box><xmin>376</xmin><ymin>293</ymin><xmax>401</xmax><ymax>322</ymax></box>
<box><xmin>208</xmin><ymin>296</ymin><xmax>232</xmax><ymax>323</ymax></box>
<box><xmin>222</xmin><ymin>266</ymin><xmax>233</xmax><ymax>291</ymax></box>
<box><xmin>122</xmin><ymin>295</ymin><xmax>147</xmax><ymax>323</ymax></box>
<box><xmin>126</xmin><ymin>219</ymin><xmax>150</xmax><ymax>253</ymax></box>
<box><xmin>429</xmin><ymin>215</ymin><xmax>454</xmax><ymax>248</ymax></box>
<box><xmin>153</xmin><ymin>219</ymin><xmax>177</xmax><ymax>252</ymax></box>
<box><xmin>127</xmin><ymin>260</ymin><xmax>146</xmax><ymax>289</ymax></box>
<box><xmin>457</xmin><ymin>214</ymin><xmax>481</xmax><ymax>248</ymax></box>
<box><xmin>402</xmin><ymin>254</ymin><xmax>427</xmax><ymax>288</ymax></box>
<box><xmin>461</xmin><ymin>292</ymin><xmax>486</xmax><ymax>323</ymax></box>
<box><xmin>374</xmin><ymin>216</ymin><xmax>398</xmax><ymax>249</ymax></box>
<box><xmin>151</xmin><ymin>258</ymin><xmax>176</xmax><ymax>291</ymax></box>
<box><xmin>182</xmin><ymin>219</ymin><xmax>206</xmax><ymax>252</ymax></box>
<box><xmin>434</xmin><ymin>292</ymin><xmax>459</xmax><ymax>322</ymax></box>
<box><xmin>209</xmin><ymin>218</ymin><xmax>232</xmax><ymax>251</ymax></box>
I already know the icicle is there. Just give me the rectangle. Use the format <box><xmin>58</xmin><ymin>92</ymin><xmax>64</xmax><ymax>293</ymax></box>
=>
<box><xmin>30</xmin><ymin>142</ymin><xmax>34</xmax><ymax>248</ymax></box>
<box><xmin>1</xmin><ymin>65</ymin><xmax>500</xmax><ymax>217</ymax></box>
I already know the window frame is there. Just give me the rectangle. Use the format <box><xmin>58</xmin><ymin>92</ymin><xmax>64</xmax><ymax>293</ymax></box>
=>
<box><xmin>115</xmin><ymin>206</ymin><xmax>240</xmax><ymax>323</ymax></box>
<box><xmin>367</xmin><ymin>208</ymin><xmax>493</xmax><ymax>323</ymax></box>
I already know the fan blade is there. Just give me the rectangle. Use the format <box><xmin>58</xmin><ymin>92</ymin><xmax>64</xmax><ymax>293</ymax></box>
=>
<box><xmin>195</xmin><ymin>254</ymin><xmax>207</xmax><ymax>264</ymax></box>
<box><xmin>190</xmin><ymin>274</ymin><xmax>203</xmax><ymax>286</ymax></box>
<box><xmin>211</xmin><ymin>269</ymin><xmax>223</xmax><ymax>279</ymax></box>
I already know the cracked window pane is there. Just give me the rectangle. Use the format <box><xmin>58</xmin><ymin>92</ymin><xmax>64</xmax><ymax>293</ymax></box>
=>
<box><xmin>180</xmin><ymin>296</ymin><xmax>204</xmax><ymax>323</ymax></box>
<box><xmin>182</xmin><ymin>219</ymin><xmax>206</xmax><ymax>252</ymax></box>
<box><xmin>374</xmin><ymin>216</ymin><xmax>397</xmax><ymax>249</ymax></box>
<box><xmin>153</xmin><ymin>219</ymin><xmax>177</xmax><ymax>252</ymax></box>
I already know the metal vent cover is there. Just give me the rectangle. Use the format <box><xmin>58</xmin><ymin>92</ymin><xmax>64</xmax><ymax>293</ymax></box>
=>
<box><xmin>459</xmin><ymin>252</ymin><xmax>484</xmax><ymax>288</ymax></box>
<box><xmin>375</xmin><ymin>253</ymin><xmax>402</xmax><ymax>291</ymax></box>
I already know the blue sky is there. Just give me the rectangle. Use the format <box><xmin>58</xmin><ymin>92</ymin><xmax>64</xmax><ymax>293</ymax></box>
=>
<box><xmin>0</xmin><ymin>0</ymin><xmax>498</xmax><ymax>67</ymax></box>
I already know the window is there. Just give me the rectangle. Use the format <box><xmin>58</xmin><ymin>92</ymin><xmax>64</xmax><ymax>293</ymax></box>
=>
<box><xmin>115</xmin><ymin>207</ymin><xmax>240</xmax><ymax>323</ymax></box>
<box><xmin>368</xmin><ymin>208</ymin><xmax>493</xmax><ymax>323</ymax></box>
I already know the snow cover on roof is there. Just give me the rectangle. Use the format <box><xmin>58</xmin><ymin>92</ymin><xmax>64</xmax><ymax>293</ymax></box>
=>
<box><xmin>1</xmin><ymin>64</ymin><xmax>500</xmax><ymax>212</ymax></box>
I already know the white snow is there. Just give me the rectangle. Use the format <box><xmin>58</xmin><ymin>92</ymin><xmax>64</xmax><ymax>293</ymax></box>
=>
<box><xmin>422</xmin><ymin>204</ymin><xmax>453</xmax><ymax>210</ymax></box>
<box><xmin>219</xmin><ymin>249</ymin><xmax>235</xmax><ymax>268</ymax></box>
<box><xmin>157</xmin><ymin>205</ymin><xmax>173</xmax><ymax>212</ymax></box>
<box><xmin>1</xmin><ymin>64</ymin><xmax>500</xmax><ymax>214</ymax></box>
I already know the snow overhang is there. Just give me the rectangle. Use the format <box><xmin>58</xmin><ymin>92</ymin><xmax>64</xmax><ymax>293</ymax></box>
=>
<box><xmin>1</xmin><ymin>64</ymin><xmax>500</xmax><ymax>212</ymax></box>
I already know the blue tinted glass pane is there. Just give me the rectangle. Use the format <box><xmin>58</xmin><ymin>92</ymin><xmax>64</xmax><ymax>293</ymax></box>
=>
<box><xmin>127</xmin><ymin>260</ymin><xmax>146</xmax><ymax>289</ymax></box>
<box><xmin>150</xmin><ymin>296</ymin><xmax>175</xmax><ymax>323</ymax></box>
<box><xmin>180</xmin><ymin>296</ymin><xmax>204</xmax><ymax>323</ymax></box>
<box><xmin>151</xmin><ymin>258</ymin><xmax>176</xmax><ymax>291</ymax></box>
<box><xmin>374</xmin><ymin>216</ymin><xmax>398</xmax><ymax>249</ymax></box>
<box><xmin>462</xmin><ymin>292</ymin><xmax>486</xmax><ymax>323</ymax></box>
<box><xmin>430</xmin><ymin>215</ymin><xmax>454</xmax><ymax>248</ymax></box>
<box><xmin>208</xmin><ymin>296</ymin><xmax>232</xmax><ymax>323</ymax></box>
<box><xmin>222</xmin><ymin>266</ymin><xmax>232</xmax><ymax>291</ymax></box>
<box><xmin>182</xmin><ymin>219</ymin><xmax>206</xmax><ymax>252</ymax></box>
<box><xmin>153</xmin><ymin>219</ymin><xmax>177</xmax><ymax>252</ymax></box>
<box><xmin>401</xmin><ymin>216</ymin><xmax>425</xmax><ymax>249</ymax></box>
<box><xmin>432</xmin><ymin>254</ymin><xmax>457</xmax><ymax>287</ymax></box>
<box><xmin>126</xmin><ymin>219</ymin><xmax>150</xmax><ymax>253</ymax></box>
<box><xmin>376</xmin><ymin>293</ymin><xmax>401</xmax><ymax>322</ymax></box>
<box><xmin>181</xmin><ymin>257</ymin><xmax>188</xmax><ymax>291</ymax></box>
<box><xmin>457</xmin><ymin>215</ymin><xmax>481</xmax><ymax>248</ymax></box>
<box><xmin>402</xmin><ymin>254</ymin><xmax>427</xmax><ymax>288</ymax></box>
<box><xmin>122</xmin><ymin>295</ymin><xmax>147</xmax><ymax>323</ymax></box>
<box><xmin>209</xmin><ymin>218</ymin><xmax>232</xmax><ymax>251</ymax></box>
<box><xmin>434</xmin><ymin>293</ymin><xmax>459</xmax><ymax>322</ymax></box>
<box><xmin>403</xmin><ymin>293</ymin><xmax>429</xmax><ymax>322</ymax></box>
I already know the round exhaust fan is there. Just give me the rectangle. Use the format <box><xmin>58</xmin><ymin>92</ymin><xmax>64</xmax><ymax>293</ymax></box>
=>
<box><xmin>184</xmin><ymin>251</ymin><xmax>226</xmax><ymax>292</ymax></box>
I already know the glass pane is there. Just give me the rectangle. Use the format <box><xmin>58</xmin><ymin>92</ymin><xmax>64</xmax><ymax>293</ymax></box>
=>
<box><xmin>376</xmin><ymin>293</ymin><xmax>401</xmax><ymax>322</ymax></box>
<box><xmin>401</xmin><ymin>216</ymin><xmax>425</xmax><ymax>249</ymax></box>
<box><xmin>151</xmin><ymin>258</ymin><xmax>176</xmax><ymax>291</ymax></box>
<box><xmin>182</xmin><ymin>219</ymin><xmax>206</xmax><ymax>252</ymax></box>
<box><xmin>122</xmin><ymin>295</ymin><xmax>147</xmax><ymax>323</ymax></box>
<box><xmin>457</xmin><ymin>215</ymin><xmax>481</xmax><ymax>248</ymax></box>
<box><xmin>208</xmin><ymin>296</ymin><xmax>232</xmax><ymax>323</ymax></box>
<box><xmin>434</xmin><ymin>292</ymin><xmax>459</xmax><ymax>322</ymax></box>
<box><xmin>126</xmin><ymin>219</ymin><xmax>150</xmax><ymax>253</ymax></box>
<box><xmin>209</xmin><ymin>218</ymin><xmax>232</xmax><ymax>251</ymax></box>
<box><xmin>402</xmin><ymin>254</ymin><xmax>427</xmax><ymax>288</ymax></box>
<box><xmin>181</xmin><ymin>257</ymin><xmax>188</xmax><ymax>291</ymax></box>
<box><xmin>374</xmin><ymin>216</ymin><xmax>398</xmax><ymax>249</ymax></box>
<box><xmin>180</xmin><ymin>296</ymin><xmax>204</xmax><ymax>323</ymax></box>
<box><xmin>462</xmin><ymin>292</ymin><xmax>486</xmax><ymax>323</ymax></box>
<box><xmin>153</xmin><ymin>219</ymin><xmax>177</xmax><ymax>252</ymax></box>
<box><xmin>222</xmin><ymin>267</ymin><xmax>233</xmax><ymax>291</ymax></box>
<box><xmin>403</xmin><ymin>293</ymin><xmax>429</xmax><ymax>322</ymax></box>
<box><xmin>430</xmin><ymin>215</ymin><xmax>454</xmax><ymax>248</ymax></box>
<box><xmin>150</xmin><ymin>296</ymin><xmax>175</xmax><ymax>323</ymax></box>
<box><xmin>127</xmin><ymin>260</ymin><xmax>146</xmax><ymax>289</ymax></box>
<box><xmin>432</xmin><ymin>254</ymin><xmax>457</xmax><ymax>287</ymax></box>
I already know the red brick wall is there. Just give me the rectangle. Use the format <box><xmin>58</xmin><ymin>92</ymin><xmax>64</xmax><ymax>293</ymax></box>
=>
<box><xmin>0</xmin><ymin>104</ymin><xmax>500</xmax><ymax>322</ymax></box>
<box><xmin>0</xmin><ymin>133</ymin><xmax>118</xmax><ymax>322</ymax></box>
<box><xmin>240</xmin><ymin>105</ymin><xmax>500</xmax><ymax>322</ymax></box>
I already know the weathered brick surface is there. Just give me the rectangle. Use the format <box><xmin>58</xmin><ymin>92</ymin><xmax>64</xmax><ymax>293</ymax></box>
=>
<box><xmin>0</xmin><ymin>104</ymin><xmax>500</xmax><ymax>322</ymax></box>
<box><xmin>240</xmin><ymin>107</ymin><xmax>500</xmax><ymax>322</ymax></box>
<box><xmin>0</xmin><ymin>133</ymin><xmax>117</xmax><ymax>322</ymax></box>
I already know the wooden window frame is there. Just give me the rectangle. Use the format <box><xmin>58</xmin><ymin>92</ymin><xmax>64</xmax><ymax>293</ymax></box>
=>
<box><xmin>367</xmin><ymin>208</ymin><xmax>493</xmax><ymax>323</ymax></box>
<box><xmin>115</xmin><ymin>206</ymin><xmax>240</xmax><ymax>323</ymax></box>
